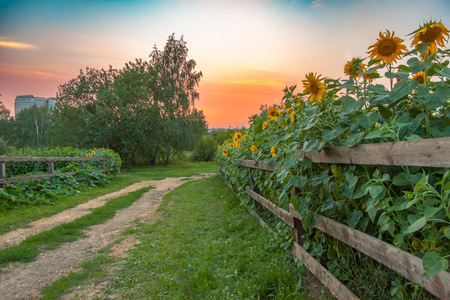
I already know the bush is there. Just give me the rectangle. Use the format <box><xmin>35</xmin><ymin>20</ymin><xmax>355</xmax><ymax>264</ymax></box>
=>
<box><xmin>192</xmin><ymin>135</ymin><xmax>217</xmax><ymax>162</ymax></box>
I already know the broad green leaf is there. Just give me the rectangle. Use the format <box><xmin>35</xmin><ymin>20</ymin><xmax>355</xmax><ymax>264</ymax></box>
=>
<box><xmin>423</xmin><ymin>252</ymin><xmax>449</xmax><ymax>278</ymax></box>
<box><xmin>385</xmin><ymin>70</ymin><xmax>410</xmax><ymax>81</ymax></box>
<box><xmin>369</xmin><ymin>185</ymin><xmax>384</xmax><ymax>199</ymax></box>
<box><xmin>435</xmin><ymin>66</ymin><xmax>450</xmax><ymax>78</ymax></box>
<box><xmin>346</xmin><ymin>131</ymin><xmax>365</xmax><ymax>148</ymax></box>
<box><xmin>392</xmin><ymin>173</ymin><xmax>409</xmax><ymax>186</ymax></box>
<box><xmin>356</xmin><ymin>112</ymin><xmax>379</xmax><ymax>129</ymax></box>
<box><xmin>292</xmin><ymin>175</ymin><xmax>307</xmax><ymax>189</ymax></box>
<box><xmin>407</xmin><ymin>57</ymin><xmax>432</xmax><ymax>73</ymax></box>
<box><xmin>322</xmin><ymin>127</ymin><xmax>344</xmax><ymax>141</ymax></box>
<box><xmin>444</xmin><ymin>227</ymin><xmax>450</xmax><ymax>239</ymax></box>
<box><xmin>424</xmin><ymin>206</ymin><xmax>441</xmax><ymax>219</ymax></box>
<box><xmin>347</xmin><ymin>211</ymin><xmax>364</xmax><ymax>228</ymax></box>
<box><xmin>321</xmin><ymin>197</ymin><xmax>337</xmax><ymax>213</ymax></box>
<box><xmin>364</xmin><ymin>129</ymin><xmax>383</xmax><ymax>140</ymax></box>
<box><xmin>377</xmin><ymin>212</ymin><xmax>390</xmax><ymax>226</ymax></box>
<box><xmin>390</xmin><ymin>80</ymin><xmax>419</xmax><ymax>101</ymax></box>
<box><xmin>405</xmin><ymin>216</ymin><xmax>426</xmax><ymax>234</ymax></box>
<box><xmin>368</xmin><ymin>84</ymin><xmax>388</xmax><ymax>95</ymax></box>
<box><xmin>340</xmin><ymin>96</ymin><xmax>364</xmax><ymax>115</ymax></box>
<box><xmin>423</xmin><ymin>86</ymin><xmax>450</xmax><ymax>110</ymax></box>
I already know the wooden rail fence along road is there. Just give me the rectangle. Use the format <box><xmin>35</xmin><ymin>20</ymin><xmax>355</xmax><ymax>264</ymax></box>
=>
<box><xmin>0</xmin><ymin>156</ymin><xmax>113</xmax><ymax>185</ymax></box>
<box><xmin>222</xmin><ymin>137</ymin><xmax>450</xmax><ymax>299</ymax></box>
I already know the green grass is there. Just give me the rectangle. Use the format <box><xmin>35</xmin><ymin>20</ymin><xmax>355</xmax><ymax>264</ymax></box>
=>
<box><xmin>0</xmin><ymin>161</ymin><xmax>218</xmax><ymax>235</ymax></box>
<box><xmin>108</xmin><ymin>175</ymin><xmax>308</xmax><ymax>299</ymax></box>
<box><xmin>0</xmin><ymin>187</ymin><xmax>151</xmax><ymax>269</ymax></box>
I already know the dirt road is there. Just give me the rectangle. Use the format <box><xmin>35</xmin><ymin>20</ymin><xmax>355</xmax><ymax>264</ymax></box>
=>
<box><xmin>0</xmin><ymin>174</ymin><xmax>216</xmax><ymax>300</ymax></box>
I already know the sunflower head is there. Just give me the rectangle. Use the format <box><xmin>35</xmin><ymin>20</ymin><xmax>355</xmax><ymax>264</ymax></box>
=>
<box><xmin>268</xmin><ymin>107</ymin><xmax>279</xmax><ymax>120</ymax></box>
<box><xmin>302</xmin><ymin>72</ymin><xmax>327</xmax><ymax>103</ymax></box>
<box><xmin>251</xmin><ymin>145</ymin><xmax>258</xmax><ymax>152</ymax></box>
<box><xmin>410</xmin><ymin>20</ymin><xmax>450</xmax><ymax>50</ymax></box>
<box><xmin>222</xmin><ymin>150</ymin><xmax>228</xmax><ymax>156</ymax></box>
<box><xmin>411</xmin><ymin>71</ymin><xmax>427</xmax><ymax>85</ymax></box>
<box><xmin>367</xmin><ymin>30</ymin><xmax>407</xmax><ymax>65</ymax></box>
<box><xmin>86</xmin><ymin>154</ymin><xmax>91</xmax><ymax>158</ymax></box>
<box><xmin>262</xmin><ymin>121</ymin><xmax>268</xmax><ymax>130</ymax></box>
<box><xmin>344</xmin><ymin>58</ymin><xmax>366</xmax><ymax>78</ymax></box>
<box><xmin>270</xmin><ymin>146</ymin><xmax>276</xmax><ymax>157</ymax></box>
<box><xmin>233</xmin><ymin>132</ymin><xmax>243</xmax><ymax>142</ymax></box>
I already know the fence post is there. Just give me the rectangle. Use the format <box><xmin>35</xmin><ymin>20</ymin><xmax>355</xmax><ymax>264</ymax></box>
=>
<box><xmin>291</xmin><ymin>187</ymin><xmax>306</xmax><ymax>245</ymax></box>
<box><xmin>248</xmin><ymin>167</ymin><xmax>262</xmax><ymax>212</ymax></box>
<box><xmin>48</xmin><ymin>161</ymin><xmax>54</xmax><ymax>175</ymax></box>
<box><xmin>79</xmin><ymin>160</ymin><xmax>84</xmax><ymax>170</ymax></box>
<box><xmin>101</xmin><ymin>160</ymin><xmax>105</xmax><ymax>172</ymax></box>
<box><xmin>0</xmin><ymin>159</ymin><xmax>5</xmax><ymax>189</ymax></box>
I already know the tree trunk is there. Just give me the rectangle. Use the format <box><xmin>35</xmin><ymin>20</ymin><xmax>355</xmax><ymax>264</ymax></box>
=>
<box><xmin>165</xmin><ymin>147</ymin><xmax>171</xmax><ymax>165</ymax></box>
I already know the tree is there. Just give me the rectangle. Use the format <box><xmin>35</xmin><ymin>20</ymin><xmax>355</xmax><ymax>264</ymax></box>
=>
<box><xmin>54</xmin><ymin>34</ymin><xmax>206</xmax><ymax>166</ymax></box>
<box><xmin>12</xmin><ymin>105</ymin><xmax>53</xmax><ymax>149</ymax></box>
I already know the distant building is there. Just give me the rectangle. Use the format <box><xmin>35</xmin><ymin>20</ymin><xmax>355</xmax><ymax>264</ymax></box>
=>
<box><xmin>14</xmin><ymin>95</ymin><xmax>57</xmax><ymax>115</ymax></box>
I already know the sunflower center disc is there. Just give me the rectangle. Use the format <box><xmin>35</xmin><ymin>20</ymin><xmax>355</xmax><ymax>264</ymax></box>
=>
<box><xmin>420</xmin><ymin>26</ymin><xmax>442</xmax><ymax>43</ymax></box>
<box><xmin>377</xmin><ymin>39</ymin><xmax>397</xmax><ymax>56</ymax></box>
<box><xmin>311</xmin><ymin>83</ymin><xmax>319</xmax><ymax>94</ymax></box>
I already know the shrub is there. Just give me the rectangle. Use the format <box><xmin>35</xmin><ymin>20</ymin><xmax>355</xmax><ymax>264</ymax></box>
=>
<box><xmin>192</xmin><ymin>135</ymin><xmax>217</xmax><ymax>162</ymax></box>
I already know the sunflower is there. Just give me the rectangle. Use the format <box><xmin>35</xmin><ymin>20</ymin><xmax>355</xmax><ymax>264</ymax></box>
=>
<box><xmin>344</xmin><ymin>58</ymin><xmax>366</xmax><ymax>78</ymax></box>
<box><xmin>251</xmin><ymin>145</ymin><xmax>258</xmax><ymax>152</ymax></box>
<box><xmin>268</xmin><ymin>107</ymin><xmax>279</xmax><ymax>120</ymax></box>
<box><xmin>270</xmin><ymin>146</ymin><xmax>276</xmax><ymax>157</ymax></box>
<box><xmin>91</xmin><ymin>150</ymin><xmax>96</xmax><ymax>154</ymax></box>
<box><xmin>262</xmin><ymin>121</ymin><xmax>268</xmax><ymax>130</ymax></box>
<box><xmin>367</xmin><ymin>30</ymin><xmax>407</xmax><ymax>65</ymax></box>
<box><xmin>234</xmin><ymin>132</ymin><xmax>243</xmax><ymax>142</ymax></box>
<box><xmin>411</xmin><ymin>71</ymin><xmax>427</xmax><ymax>84</ymax></box>
<box><xmin>222</xmin><ymin>150</ymin><xmax>228</xmax><ymax>156</ymax></box>
<box><xmin>410</xmin><ymin>21</ymin><xmax>449</xmax><ymax>53</ymax></box>
<box><xmin>302</xmin><ymin>72</ymin><xmax>327</xmax><ymax>103</ymax></box>
<box><xmin>86</xmin><ymin>154</ymin><xmax>91</xmax><ymax>158</ymax></box>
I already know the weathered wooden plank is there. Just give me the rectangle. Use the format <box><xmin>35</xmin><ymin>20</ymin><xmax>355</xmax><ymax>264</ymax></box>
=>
<box><xmin>292</xmin><ymin>242</ymin><xmax>359</xmax><ymax>300</ymax></box>
<box><xmin>0</xmin><ymin>156</ymin><xmax>108</xmax><ymax>162</ymax></box>
<box><xmin>289</xmin><ymin>204</ymin><xmax>450</xmax><ymax>299</ymax></box>
<box><xmin>240</xmin><ymin>160</ymin><xmax>278</xmax><ymax>171</ymax></box>
<box><xmin>48</xmin><ymin>161</ymin><xmax>54</xmax><ymax>175</ymax></box>
<box><xmin>0</xmin><ymin>161</ymin><xmax>5</xmax><ymax>179</ymax></box>
<box><xmin>297</xmin><ymin>137</ymin><xmax>450</xmax><ymax>168</ymax></box>
<box><xmin>246</xmin><ymin>189</ymin><xmax>294</xmax><ymax>228</ymax></box>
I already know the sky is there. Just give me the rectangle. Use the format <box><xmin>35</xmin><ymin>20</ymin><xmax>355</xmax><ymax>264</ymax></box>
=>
<box><xmin>0</xmin><ymin>0</ymin><xmax>449</xmax><ymax>128</ymax></box>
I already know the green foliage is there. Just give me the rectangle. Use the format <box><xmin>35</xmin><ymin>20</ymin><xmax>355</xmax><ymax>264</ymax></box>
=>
<box><xmin>0</xmin><ymin>161</ymin><xmax>218</xmax><ymax>235</ymax></box>
<box><xmin>192</xmin><ymin>135</ymin><xmax>217</xmax><ymax>162</ymax></box>
<box><xmin>218</xmin><ymin>23</ymin><xmax>449</xmax><ymax>298</ymax></box>
<box><xmin>0</xmin><ymin>146</ymin><xmax>122</xmax><ymax>210</ymax></box>
<box><xmin>4</xmin><ymin>147</ymin><xmax>121</xmax><ymax>176</ymax></box>
<box><xmin>54</xmin><ymin>34</ymin><xmax>206</xmax><ymax>166</ymax></box>
<box><xmin>111</xmin><ymin>176</ymin><xmax>309</xmax><ymax>299</ymax></box>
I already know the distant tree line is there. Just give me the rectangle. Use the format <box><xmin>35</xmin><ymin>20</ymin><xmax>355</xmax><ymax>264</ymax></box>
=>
<box><xmin>0</xmin><ymin>35</ymin><xmax>208</xmax><ymax>166</ymax></box>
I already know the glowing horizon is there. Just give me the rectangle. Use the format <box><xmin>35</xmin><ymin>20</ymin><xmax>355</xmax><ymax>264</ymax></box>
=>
<box><xmin>0</xmin><ymin>0</ymin><xmax>449</xmax><ymax>128</ymax></box>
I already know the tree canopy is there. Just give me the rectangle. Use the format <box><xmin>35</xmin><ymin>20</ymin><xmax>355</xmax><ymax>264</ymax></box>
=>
<box><xmin>54</xmin><ymin>34</ymin><xmax>206</xmax><ymax>165</ymax></box>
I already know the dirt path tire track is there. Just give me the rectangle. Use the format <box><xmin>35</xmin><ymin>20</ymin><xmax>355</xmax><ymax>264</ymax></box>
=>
<box><xmin>0</xmin><ymin>173</ymin><xmax>216</xmax><ymax>300</ymax></box>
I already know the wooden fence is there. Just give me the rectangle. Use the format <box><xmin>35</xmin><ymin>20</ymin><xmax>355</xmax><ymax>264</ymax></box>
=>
<box><xmin>222</xmin><ymin>137</ymin><xmax>450</xmax><ymax>299</ymax></box>
<box><xmin>0</xmin><ymin>156</ymin><xmax>113</xmax><ymax>185</ymax></box>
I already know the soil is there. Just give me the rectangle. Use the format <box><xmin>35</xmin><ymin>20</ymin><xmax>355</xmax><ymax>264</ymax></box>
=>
<box><xmin>0</xmin><ymin>174</ymin><xmax>216</xmax><ymax>300</ymax></box>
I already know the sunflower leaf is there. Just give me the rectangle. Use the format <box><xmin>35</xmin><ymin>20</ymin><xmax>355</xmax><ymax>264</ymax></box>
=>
<box><xmin>390</xmin><ymin>80</ymin><xmax>419</xmax><ymax>101</ymax></box>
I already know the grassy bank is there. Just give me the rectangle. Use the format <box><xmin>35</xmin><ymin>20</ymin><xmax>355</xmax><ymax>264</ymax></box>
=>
<box><xmin>0</xmin><ymin>161</ymin><xmax>218</xmax><ymax>235</ymax></box>
<box><xmin>42</xmin><ymin>175</ymin><xmax>327</xmax><ymax>299</ymax></box>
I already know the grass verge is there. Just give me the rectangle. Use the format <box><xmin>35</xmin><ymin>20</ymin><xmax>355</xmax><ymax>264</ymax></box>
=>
<box><xmin>109</xmin><ymin>175</ymin><xmax>309</xmax><ymax>299</ymax></box>
<box><xmin>0</xmin><ymin>161</ymin><xmax>218</xmax><ymax>235</ymax></box>
<box><xmin>0</xmin><ymin>187</ymin><xmax>151</xmax><ymax>269</ymax></box>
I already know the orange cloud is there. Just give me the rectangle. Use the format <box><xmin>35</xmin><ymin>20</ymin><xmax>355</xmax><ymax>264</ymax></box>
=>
<box><xmin>0</xmin><ymin>40</ymin><xmax>37</xmax><ymax>50</ymax></box>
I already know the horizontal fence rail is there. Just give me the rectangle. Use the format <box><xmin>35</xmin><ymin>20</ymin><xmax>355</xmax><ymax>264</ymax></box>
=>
<box><xmin>0</xmin><ymin>156</ymin><xmax>113</xmax><ymax>185</ymax></box>
<box><xmin>223</xmin><ymin>137</ymin><xmax>450</xmax><ymax>299</ymax></box>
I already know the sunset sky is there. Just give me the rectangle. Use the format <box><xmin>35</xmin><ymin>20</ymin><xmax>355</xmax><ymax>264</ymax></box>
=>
<box><xmin>0</xmin><ymin>0</ymin><xmax>449</xmax><ymax>128</ymax></box>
